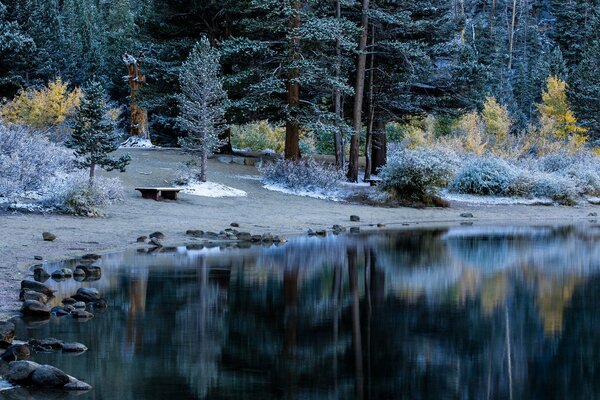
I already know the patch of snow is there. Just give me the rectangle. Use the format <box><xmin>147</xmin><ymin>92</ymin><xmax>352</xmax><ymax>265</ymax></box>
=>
<box><xmin>181</xmin><ymin>181</ymin><xmax>247</xmax><ymax>198</ymax></box>
<box><xmin>260</xmin><ymin>148</ymin><xmax>277</xmax><ymax>155</ymax></box>
<box><xmin>442</xmin><ymin>191</ymin><xmax>553</xmax><ymax>206</ymax></box>
<box><xmin>120</xmin><ymin>137</ymin><xmax>155</xmax><ymax>148</ymax></box>
<box><xmin>234</xmin><ymin>174</ymin><xmax>261</xmax><ymax>181</ymax></box>
<box><xmin>263</xmin><ymin>183</ymin><xmax>342</xmax><ymax>201</ymax></box>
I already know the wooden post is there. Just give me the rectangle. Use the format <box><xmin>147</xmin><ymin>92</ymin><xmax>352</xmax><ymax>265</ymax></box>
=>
<box><xmin>123</xmin><ymin>53</ymin><xmax>149</xmax><ymax>140</ymax></box>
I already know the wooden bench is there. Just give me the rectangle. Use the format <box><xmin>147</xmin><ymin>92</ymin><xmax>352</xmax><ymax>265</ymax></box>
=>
<box><xmin>364</xmin><ymin>178</ymin><xmax>382</xmax><ymax>187</ymax></box>
<box><xmin>135</xmin><ymin>187</ymin><xmax>182</xmax><ymax>201</ymax></box>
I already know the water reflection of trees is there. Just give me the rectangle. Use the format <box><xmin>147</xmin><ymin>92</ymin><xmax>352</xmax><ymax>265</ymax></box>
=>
<box><xmin>10</xmin><ymin>226</ymin><xmax>600</xmax><ymax>399</ymax></box>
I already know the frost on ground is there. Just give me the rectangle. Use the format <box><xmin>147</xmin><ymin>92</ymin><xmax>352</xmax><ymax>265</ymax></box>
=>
<box><xmin>262</xmin><ymin>182</ymin><xmax>342</xmax><ymax>201</ymax></box>
<box><xmin>441</xmin><ymin>191</ymin><xmax>554</xmax><ymax>206</ymax></box>
<box><xmin>181</xmin><ymin>181</ymin><xmax>247</xmax><ymax>197</ymax></box>
<box><xmin>120</xmin><ymin>136</ymin><xmax>155</xmax><ymax>148</ymax></box>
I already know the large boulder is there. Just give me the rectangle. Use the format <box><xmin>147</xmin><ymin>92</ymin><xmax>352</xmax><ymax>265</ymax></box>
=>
<box><xmin>6</xmin><ymin>360</ymin><xmax>41</xmax><ymax>383</ymax></box>
<box><xmin>20</xmin><ymin>300</ymin><xmax>51</xmax><ymax>317</ymax></box>
<box><xmin>71</xmin><ymin>288</ymin><xmax>100</xmax><ymax>303</ymax></box>
<box><xmin>20</xmin><ymin>280</ymin><xmax>55</xmax><ymax>297</ymax></box>
<box><xmin>31</xmin><ymin>365</ymin><xmax>70</xmax><ymax>388</ymax></box>
<box><xmin>0</xmin><ymin>321</ymin><xmax>15</xmax><ymax>347</ymax></box>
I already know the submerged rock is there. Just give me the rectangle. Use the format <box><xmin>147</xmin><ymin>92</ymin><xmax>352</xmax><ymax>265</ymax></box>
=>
<box><xmin>72</xmin><ymin>288</ymin><xmax>100</xmax><ymax>303</ymax></box>
<box><xmin>71</xmin><ymin>310</ymin><xmax>93</xmax><ymax>319</ymax></box>
<box><xmin>20</xmin><ymin>300</ymin><xmax>51</xmax><ymax>317</ymax></box>
<box><xmin>62</xmin><ymin>342</ymin><xmax>88</xmax><ymax>353</ymax></box>
<box><xmin>51</xmin><ymin>268</ymin><xmax>73</xmax><ymax>279</ymax></box>
<box><xmin>460</xmin><ymin>212</ymin><xmax>474</xmax><ymax>218</ymax></box>
<box><xmin>62</xmin><ymin>297</ymin><xmax>76</xmax><ymax>305</ymax></box>
<box><xmin>32</xmin><ymin>268</ymin><xmax>50</xmax><ymax>282</ymax></box>
<box><xmin>64</xmin><ymin>380</ymin><xmax>93</xmax><ymax>391</ymax></box>
<box><xmin>0</xmin><ymin>321</ymin><xmax>15</xmax><ymax>348</ymax></box>
<box><xmin>350</xmin><ymin>215</ymin><xmax>360</xmax><ymax>222</ymax></box>
<box><xmin>21</xmin><ymin>280</ymin><xmax>55</xmax><ymax>297</ymax></box>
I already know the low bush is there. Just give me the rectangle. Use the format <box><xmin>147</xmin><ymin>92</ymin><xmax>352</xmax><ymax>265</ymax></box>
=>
<box><xmin>259</xmin><ymin>158</ymin><xmax>344</xmax><ymax>194</ymax></box>
<box><xmin>0</xmin><ymin>124</ymin><xmax>73</xmax><ymax>200</ymax></box>
<box><xmin>41</xmin><ymin>173</ymin><xmax>124</xmax><ymax>216</ymax></box>
<box><xmin>379</xmin><ymin>148</ymin><xmax>458</xmax><ymax>204</ymax></box>
<box><xmin>449</xmin><ymin>156</ymin><xmax>519</xmax><ymax>196</ymax></box>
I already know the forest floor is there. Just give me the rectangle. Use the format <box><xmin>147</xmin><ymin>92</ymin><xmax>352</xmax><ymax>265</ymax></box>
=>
<box><xmin>2</xmin><ymin>148</ymin><xmax>599</xmax><ymax>319</ymax></box>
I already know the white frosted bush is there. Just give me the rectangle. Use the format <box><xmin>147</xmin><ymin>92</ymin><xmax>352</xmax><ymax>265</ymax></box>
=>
<box><xmin>41</xmin><ymin>172</ymin><xmax>124</xmax><ymax>216</ymax></box>
<box><xmin>450</xmin><ymin>156</ymin><xmax>519</xmax><ymax>196</ymax></box>
<box><xmin>379</xmin><ymin>148</ymin><xmax>458</xmax><ymax>203</ymax></box>
<box><xmin>259</xmin><ymin>158</ymin><xmax>344</xmax><ymax>193</ymax></box>
<box><xmin>0</xmin><ymin>124</ymin><xmax>73</xmax><ymax>200</ymax></box>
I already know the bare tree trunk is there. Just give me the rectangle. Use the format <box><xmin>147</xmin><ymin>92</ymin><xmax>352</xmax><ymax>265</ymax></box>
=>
<box><xmin>123</xmin><ymin>53</ymin><xmax>149</xmax><ymax>140</ymax></box>
<box><xmin>217</xmin><ymin>127</ymin><xmax>234</xmax><ymax>155</ymax></box>
<box><xmin>508</xmin><ymin>0</ymin><xmax>517</xmax><ymax>70</ymax></box>
<box><xmin>370</xmin><ymin>118</ymin><xmax>386</xmax><ymax>175</ymax></box>
<box><xmin>285</xmin><ymin>0</ymin><xmax>302</xmax><ymax>161</ymax></box>
<box><xmin>89</xmin><ymin>162</ymin><xmax>96</xmax><ymax>184</ymax></box>
<box><xmin>200</xmin><ymin>149</ymin><xmax>208</xmax><ymax>182</ymax></box>
<box><xmin>333</xmin><ymin>0</ymin><xmax>344</xmax><ymax>170</ymax></box>
<box><xmin>347</xmin><ymin>0</ymin><xmax>370</xmax><ymax>182</ymax></box>
<box><xmin>363</xmin><ymin>24</ymin><xmax>375</xmax><ymax>181</ymax></box>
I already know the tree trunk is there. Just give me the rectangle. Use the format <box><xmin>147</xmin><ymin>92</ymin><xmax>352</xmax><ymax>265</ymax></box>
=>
<box><xmin>508</xmin><ymin>0</ymin><xmax>517</xmax><ymax>70</ymax></box>
<box><xmin>285</xmin><ymin>0</ymin><xmax>302</xmax><ymax>161</ymax></box>
<box><xmin>200</xmin><ymin>149</ymin><xmax>208</xmax><ymax>182</ymax></box>
<box><xmin>363</xmin><ymin>24</ymin><xmax>375</xmax><ymax>181</ymax></box>
<box><xmin>333</xmin><ymin>0</ymin><xmax>344</xmax><ymax>170</ymax></box>
<box><xmin>370</xmin><ymin>117</ymin><xmax>386</xmax><ymax>175</ymax></box>
<box><xmin>123</xmin><ymin>53</ymin><xmax>149</xmax><ymax>140</ymax></box>
<box><xmin>348</xmin><ymin>0</ymin><xmax>370</xmax><ymax>182</ymax></box>
<box><xmin>216</xmin><ymin>127</ymin><xmax>234</xmax><ymax>154</ymax></box>
<box><xmin>89</xmin><ymin>162</ymin><xmax>96</xmax><ymax>185</ymax></box>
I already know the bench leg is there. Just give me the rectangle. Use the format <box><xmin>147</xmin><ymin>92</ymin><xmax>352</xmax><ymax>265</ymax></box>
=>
<box><xmin>161</xmin><ymin>191</ymin><xmax>178</xmax><ymax>200</ymax></box>
<box><xmin>141</xmin><ymin>191</ymin><xmax>160</xmax><ymax>201</ymax></box>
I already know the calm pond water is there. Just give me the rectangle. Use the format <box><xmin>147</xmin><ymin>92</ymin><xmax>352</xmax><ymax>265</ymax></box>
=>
<box><xmin>2</xmin><ymin>225</ymin><xmax>600</xmax><ymax>399</ymax></box>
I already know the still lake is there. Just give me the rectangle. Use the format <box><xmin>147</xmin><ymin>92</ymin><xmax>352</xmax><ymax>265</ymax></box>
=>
<box><xmin>3</xmin><ymin>225</ymin><xmax>600</xmax><ymax>399</ymax></box>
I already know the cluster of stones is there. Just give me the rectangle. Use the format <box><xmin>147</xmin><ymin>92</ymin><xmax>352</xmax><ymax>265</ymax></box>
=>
<box><xmin>0</xmin><ymin>322</ymin><xmax>91</xmax><ymax>391</ymax></box>
<box><xmin>185</xmin><ymin>223</ymin><xmax>286</xmax><ymax>245</ymax></box>
<box><xmin>19</xmin><ymin>282</ymin><xmax>105</xmax><ymax>320</ymax></box>
<box><xmin>33</xmin><ymin>253</ymin><xmax>102</xmax><ymax>283</ymax></box>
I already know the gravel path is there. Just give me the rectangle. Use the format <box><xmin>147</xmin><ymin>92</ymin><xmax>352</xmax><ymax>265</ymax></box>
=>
<box><xmin>2</xmin><ymin>148</ymin><xmax>598</xmax><ymax>319</ymax></box>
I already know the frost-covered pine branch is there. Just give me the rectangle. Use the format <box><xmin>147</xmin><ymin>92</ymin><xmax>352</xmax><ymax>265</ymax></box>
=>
<box><xmin>178</xmin><ymin>37</ymin><xmax>228</xmax><ymax>182</ymax></box>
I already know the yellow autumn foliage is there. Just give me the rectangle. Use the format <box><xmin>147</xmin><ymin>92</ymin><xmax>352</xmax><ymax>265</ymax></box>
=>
<box><xmin>537</xmin><ymin>76</ymin><xmax>587</xmax><ymax>142</ymax></box>
<box><xmin>0</xmin><ymin>78</ymin><xmax>81</xmax><ymax>129</ymax></box>
<box><xmin>481</xmin><ymin>96</ymin><xmax>512</xmax><ymax>148</ymax></box>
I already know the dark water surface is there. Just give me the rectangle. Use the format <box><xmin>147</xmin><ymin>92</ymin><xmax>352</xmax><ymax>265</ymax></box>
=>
<box><xmin>3</xmin><ymin>225</ymin><xmax>600</xmax><ymax>399</ymax></box>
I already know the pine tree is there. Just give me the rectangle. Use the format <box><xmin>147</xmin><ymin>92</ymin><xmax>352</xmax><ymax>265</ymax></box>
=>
<box><xmin>0</xmin><ymin>1</ymin><xmax>35</xmax><ymax>96</ymax></box>
<box><xmin>177</xmin><ymin>38</ymin><xmax>228</xmax><ymax>183</ymax></box>
<box><xmin>67</xmin><ymin>79</ymin><xmax>131</xmax><ymax>181</ymax></box>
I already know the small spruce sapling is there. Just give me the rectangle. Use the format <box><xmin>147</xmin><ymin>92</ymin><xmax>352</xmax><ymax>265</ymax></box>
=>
<box><xmin>67</xmin><ymin>79</ymin><xmax>130</xmax><ymax>183</ymax></box>
<box><xmin>177</xmin><ymin>37</ymin><xmax>228</xmax><ymax>182</ymax></box>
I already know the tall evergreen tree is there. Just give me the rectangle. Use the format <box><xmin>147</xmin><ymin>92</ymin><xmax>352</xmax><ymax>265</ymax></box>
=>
<box><xmin>178</xmin><ymin>38</ymin><xmax>228</xmax><ymax>183</ymax></box>
<box><xmin>0</xmin><ymin>1</ymin><xmax>34</xmax><ymax>97</ymax></box>
<box><xmin>67</xmin><ymin>79</ymin><xmax>130</xmax><ymax>181</ymax></box>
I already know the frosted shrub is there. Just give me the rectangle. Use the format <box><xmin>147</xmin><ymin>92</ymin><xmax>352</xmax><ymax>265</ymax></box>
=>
<box><xmin>450</xmin><ymin>156</ymin><xmax>519</xmax><ymax>196</ymax></box>
<box><xmin>0</xmin><ymin>124</ymin><xmax>73</xmax><ymax>200</ymax></box>
<box><xmin>259</xmin><ymin>158</ymin><xmax>344</xmax><ymax>193</ymax></box>
<box><xmin>41</xmin><ymin>172</ymin><xmax>124</xmax><ymax>216</ymax></box>
<box><xmin>379</xmin><ymin>148</ymin><xmax>458</xmax><ymax>204</ymax></box>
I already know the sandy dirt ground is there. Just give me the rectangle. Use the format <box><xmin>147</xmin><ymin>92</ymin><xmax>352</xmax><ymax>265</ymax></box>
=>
<box><xmin>2</xmin><ymin>148</ymin><xmax>598</xmax><ymax>319</ymax></box>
